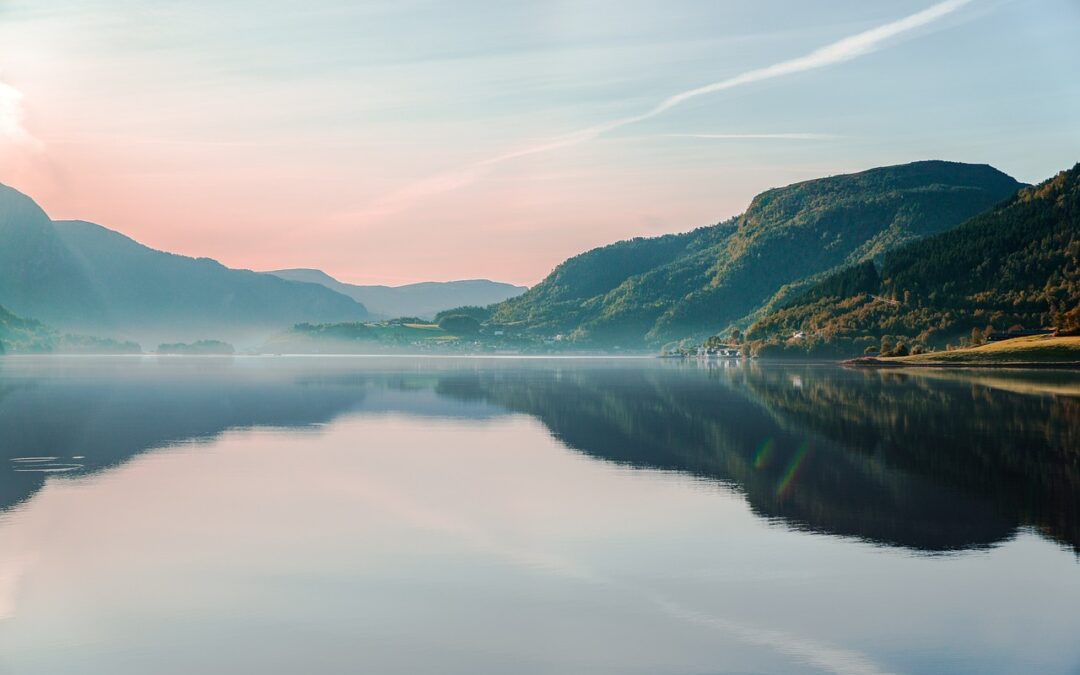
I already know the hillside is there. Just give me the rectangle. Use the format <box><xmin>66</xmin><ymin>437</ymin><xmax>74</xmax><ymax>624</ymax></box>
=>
<box><xmin>0</xmin><ymin>185</ymin><xmax>101</xmax><ymax>323</ymax></box>
<box><xmin>490</xmin><ymin>161</ymin><xmax>1024</xmax><ymax>347</ymax></box>
<box><xmin>747</xmin><ymin>163</ymin><xmax>1080</xmax><ymax>356</ymax></box>
<box><xmin>0</xmin><ymin>184</ymin><xmax>370</xmax><ymax>345</ymax></box>
<box><xmin>0</xmin><ymin>304</ymin><xmax>53</xmax><ymax>352</ymax></box>
<box><xmin>268</xmin><ymin>268</ymin><xmax>526</xmax><ymax>319</ymax></box>
<box><xmin>0</xmin><ymin>304</ymin><xmax>140</xmax><ymax>353</ymax></box>
<box><xmin>263</xmin><ymin>320</ymin><xmax>459</xmax><ymax>354</ymax></box>
<box><xmin>847</xmin><ymin>335</ymin><xmax>1080</xmax><ymax>367</ymax></box>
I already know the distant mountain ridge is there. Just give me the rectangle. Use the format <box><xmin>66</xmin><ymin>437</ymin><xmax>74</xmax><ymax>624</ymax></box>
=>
<box><xmin>0</xmin><ymin>183</ymin><xmax>370</xmax><ymax>345</ymax></box>
<box><xmin>489</xmin><ymin>161</ymin><xmax>1025</xmax><ymax>347</ymax></box>
<box><xmin>268</xmin><ymin>268</ymin><xmax>526</xmax><ymax>319</ymax></box>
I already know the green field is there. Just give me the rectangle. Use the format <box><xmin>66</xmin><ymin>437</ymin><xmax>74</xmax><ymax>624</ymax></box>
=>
<box><xmin>849</xmin><ymin>335</ymin><xmax>1080</xmax><ymax>367</ymax></box>
<box><xmin>262</xmin><ymin>320</ymin><xmax>467</xmax><ymax>353</ymax></box>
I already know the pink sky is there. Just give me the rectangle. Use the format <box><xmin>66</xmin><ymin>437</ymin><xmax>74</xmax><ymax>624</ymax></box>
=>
<box><xmin>0</xmin><ymin>71</ymin><xmax>828</xmax><ymax>286</ymax></box>
<box><xmin>2</xmin><ymin>129</ymin><xmax>792</xmax><ymax>285</ymax></box>
<box><xmin>1</xmin><ymin>0</ymin><xmax>1076</xmax><ymax>286</ymax></box>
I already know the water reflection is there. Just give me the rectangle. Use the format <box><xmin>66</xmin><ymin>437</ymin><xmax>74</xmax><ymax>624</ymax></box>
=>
<box><xmin>435</xmin><ymin>364</ymin><xmax>1080</xmax><ymax>553</ymax></box>
<box><xmin>0</xmin><ymin>357</ymin><xmax>1077</xmax><ymax>554</ymax></box>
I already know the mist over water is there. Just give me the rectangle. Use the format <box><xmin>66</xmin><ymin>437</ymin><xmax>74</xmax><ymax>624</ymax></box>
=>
<box><xmin>0</xmin><ymin>356</ymin><xmax>1077</xmax><ymax>674</ymax></box>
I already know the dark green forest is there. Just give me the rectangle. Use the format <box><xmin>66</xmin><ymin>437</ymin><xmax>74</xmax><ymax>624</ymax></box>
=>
<box><xmin>746</xmin><ymin>163</ymin><xmax>1080</xmax><ymax>357</ymax></box>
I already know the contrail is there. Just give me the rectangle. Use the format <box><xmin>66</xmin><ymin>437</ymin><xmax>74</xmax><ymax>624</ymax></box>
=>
<box><xmin>351</xmin><ymin>0</ymin><xmax>974</xmax><ymax>220</ymax></box>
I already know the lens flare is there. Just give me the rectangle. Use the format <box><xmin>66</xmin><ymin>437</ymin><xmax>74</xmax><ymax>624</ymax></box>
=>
<box><xmin>776</xmin><ymin>442</ymin><xmax>813</xmax><ymax>500</ymax></box>
<box><xmin>753</xmin><ymin>438</ymin><xmax>776</xmax><ymax>470</ymax></box>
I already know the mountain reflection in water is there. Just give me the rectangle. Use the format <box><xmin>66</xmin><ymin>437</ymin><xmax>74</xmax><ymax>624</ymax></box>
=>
<box><xmin>0</xmin><ymin>357</ymin><xmax>1077</xmax><ymax>554</ymax></box>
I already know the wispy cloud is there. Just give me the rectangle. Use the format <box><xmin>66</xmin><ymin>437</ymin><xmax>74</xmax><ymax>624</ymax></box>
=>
<box><xmin>351</xmin><ymin>0</ymin><xmax>973</xmax><ymax>220</ymax></box>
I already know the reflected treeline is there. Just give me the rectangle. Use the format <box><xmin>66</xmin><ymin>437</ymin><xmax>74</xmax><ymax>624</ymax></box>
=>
<box><xmin>0</xmin><ymin>358</ymin><xmax>500</xmax><ymax>512</ymax></box>
<box><xmin>0</xmin><ymin>361</ymin><xmax>364</xmax><ymax>512</ymax></box>
<box><xmin>435</xmin><ymin>366</ymin><xmax>1025</xmax><ymax>552</ymax></box>
<box><xmin>1</xmin><ymin>357</ymin><xmax>1077</xmax><ymax>554</ymax></box>
<box><xmin>443</xmin><ymin>364</ymin><xmax>1080</xmax><ymax>553</ymax></box>
<box><xmin>739</xmin><ymin>366</ymin><xmax>1080</xmax><ymax>553</ymax></box>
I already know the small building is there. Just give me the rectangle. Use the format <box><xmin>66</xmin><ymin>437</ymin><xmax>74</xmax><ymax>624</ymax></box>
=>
<box><xmin>702</xmin><ymin>346</ymin><xmax>741</xmax><ymax>358</ymax></box>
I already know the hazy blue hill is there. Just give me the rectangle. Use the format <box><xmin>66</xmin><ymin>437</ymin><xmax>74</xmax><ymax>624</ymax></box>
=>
<box><xmin>0</xmin><ymin>183</ymin><xmax>370</xmax><ymax>344</ymax></box>
<box><xmin>269</xmin><ymin>268</ymin><xmax>526</xmax><ymax>319</ymax></box>
<box><xmin>0</xmin><ymin>184</ymin><xmax>103</xmax><ymax>320</ymax></box>
<box><xmin>747</xmin><ymin>163</ymin><xmax>1080</xmax><ymax>355</ymax></box>
<box><xmin>490</xmin><ymin>161</ymin><xmax>1024</xmax><ymax>347</ymax></box>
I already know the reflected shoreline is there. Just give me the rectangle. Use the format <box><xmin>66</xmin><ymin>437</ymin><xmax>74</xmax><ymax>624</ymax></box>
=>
<box><xmin>1</xmin><ymin>357</ymin><xmax>1077</xmax><ymax>554</ymax></box>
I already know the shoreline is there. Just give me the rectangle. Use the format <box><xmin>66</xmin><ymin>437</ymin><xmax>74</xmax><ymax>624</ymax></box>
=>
<box><xmin>843</xmin><ymin>357</ymin><xmax>1080</xmax><ymax>370</ymax></box>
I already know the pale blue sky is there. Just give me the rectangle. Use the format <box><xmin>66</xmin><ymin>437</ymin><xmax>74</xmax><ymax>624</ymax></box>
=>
<box><xmin>1</xmin><ymin>0</ymin><xmax>1078</xmax><ymax>284</ymax></box>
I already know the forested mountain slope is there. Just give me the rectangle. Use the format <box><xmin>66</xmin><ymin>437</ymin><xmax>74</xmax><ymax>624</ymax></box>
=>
<box><xmin>490</xmin><ymin>161</ymin><xmax>1023</xmax><ymax>347</ymax></box>
<box><xmin>747</xmin><ymin>163</ymin><xmax>1080</xmax><ymax>355</ymax></box>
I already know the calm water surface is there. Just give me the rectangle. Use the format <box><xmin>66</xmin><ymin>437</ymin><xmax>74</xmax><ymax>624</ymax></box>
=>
<box><xmin>0</xmin><ymin>356</ymin><xmax>1077</xmax><ymax>674</ymax></box>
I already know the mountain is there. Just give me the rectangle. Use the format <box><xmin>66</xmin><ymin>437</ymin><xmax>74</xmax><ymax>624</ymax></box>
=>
<box><xmin>0</xmin><ymin>184</ymin><xmax>370</xmax><ymax>345</ymax></box>
<box><xmin>268</xmin><ymin>268</ymin><xmax>527</xmax><ymax>319</ymax></box>
<box><xmin>745</xmin><ymin>163</ymin><xmax>1080</xmax><ymax>356</ymax></box>
<box><xmin>489</xmin><ymin>161</ymin><xmax>1025</xmax><ymax>347</ymax></box>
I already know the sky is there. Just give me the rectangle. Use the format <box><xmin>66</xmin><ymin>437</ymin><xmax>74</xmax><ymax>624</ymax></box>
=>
<box><xmin>1</xmin><ymin>0</ymin><xmax>1078</xmax><ymax>286</ymax></box>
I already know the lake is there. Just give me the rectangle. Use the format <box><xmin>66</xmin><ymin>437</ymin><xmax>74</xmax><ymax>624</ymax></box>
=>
<box><xmin>0</xmin><ymin>356</ymin><xmax>1077</xmax><ymax>674</ymax></box>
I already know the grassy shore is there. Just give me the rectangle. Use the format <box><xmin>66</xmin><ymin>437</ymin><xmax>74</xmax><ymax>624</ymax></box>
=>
<box><xmin>846</xmin><ymin>334</ymin><xmax>1080</xmax><ymax>368</ymax></box>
